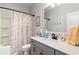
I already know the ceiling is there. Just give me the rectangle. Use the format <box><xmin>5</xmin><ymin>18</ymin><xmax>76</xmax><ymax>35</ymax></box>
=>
<box><xmin>12</xmin><ymin>3</ymin><xmax>35</xmax><ymax>8</ymax></box>
<box><xmin>45</xmin><ymin>3</ymin><xmax>64</xmax><ymax>13</ymax></box>
<box><xmin>0</xmin><ymin>3</ymin><xmax>36</xmax><ymax>9</ymax></box>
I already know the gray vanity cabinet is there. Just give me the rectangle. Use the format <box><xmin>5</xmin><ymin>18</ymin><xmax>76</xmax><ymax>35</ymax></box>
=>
<box><xmin>30</xmin><ymin>40</ymin><xmax>44</xmax><ymax>55</ymax></box>
<box><xmin>30</xmin><ymin>39</ymin><xmax>50</xmax><ymax>55</ymax></box>
<box><xmin>30</xmin><ymin>39</ymin><xmax>54</xmax><ymax>55</ymax></box>
<box><xmin>30</xmin><ymin>39</ymin><xmax>67</xmax><ymax>55</ymax></box>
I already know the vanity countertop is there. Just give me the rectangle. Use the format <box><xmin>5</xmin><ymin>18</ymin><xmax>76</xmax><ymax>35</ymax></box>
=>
<box><xmin>31</xmin><ymin>36</ymin><xmax>79</xmax><ymax>55</ymax></box>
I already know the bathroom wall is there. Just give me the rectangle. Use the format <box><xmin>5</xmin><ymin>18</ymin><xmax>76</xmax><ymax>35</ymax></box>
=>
<box><xmin>45</xmin><ymin>3</ymin><xmax>79</xmax><ymax>32</ymax></box>
<box><xmin>30</xmin><ymin>3</ymin><xmax>47</xmax><ymax>34</ymax></box>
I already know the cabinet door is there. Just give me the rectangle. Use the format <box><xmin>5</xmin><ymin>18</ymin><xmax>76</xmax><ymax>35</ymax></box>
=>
<box><xmin>36</xmin><ymin>47</ymin><xmax>48</xmax><ymax>55</ymax></box>
<box><xmin>30</xmin><ymin>45</ymin><xmax>37</xmax><ymax>55</ymax></box>
<box><xmin>36</xmin><ymin>47</ymin><xmax>41</xmax><ymax>55</ymax></box>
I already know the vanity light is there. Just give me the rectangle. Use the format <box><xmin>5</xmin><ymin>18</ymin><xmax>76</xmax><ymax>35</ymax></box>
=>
<box><xmin>46</xmin><ymin>3</ymin><xmax>63</xmax><ymax>8</ymax></box>
<box><xmin>56</xmin><ymin>3</ymin><xmax>63</xmax><ymax>5</ymax></box>
<box><xmin>46</xmin><ymin>3</ymin><xmax>52</xmax><ymax>6</ymax></box>
<box><xmin>50</xmin><ymin>4</ymin><xmax>55</xmax><ymax>8</ymax></box>
<box><xmin>46</xmin><ymin>3</ymin><xmax>55</xmax><ymax>8</ymax></box>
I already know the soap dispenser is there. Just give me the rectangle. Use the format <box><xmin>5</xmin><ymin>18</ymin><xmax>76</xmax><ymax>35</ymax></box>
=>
<box><xmin>44</xmin><ymin>29</ymin><xmax>48</xmax><ymax>38</ymax></box>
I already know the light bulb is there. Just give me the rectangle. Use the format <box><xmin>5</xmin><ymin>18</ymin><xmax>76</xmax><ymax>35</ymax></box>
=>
<box><xmin>50</xmin><ymin>4</ymin><xmax>55</xmax><ymax>8</ymax></box>
<box><xmin>46</xmin><ymin>3</ymin><xmax>55</xmax><ymax>8</ymax></box>
<box><xmin>46</xmin><ymin>3</ymin><xmax>52</xmax><ymax>6</ymax></box>
<box><xmin>56</xmin><ymin>3</ymin><xmax>63</xmax><ymax>5</ymax></box>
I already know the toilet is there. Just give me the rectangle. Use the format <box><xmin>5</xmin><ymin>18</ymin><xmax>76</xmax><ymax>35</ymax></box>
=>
<box><xmin>22</xmin><ymin>44</ymin><xmax>31</xmax><ymax>55</ymax></box>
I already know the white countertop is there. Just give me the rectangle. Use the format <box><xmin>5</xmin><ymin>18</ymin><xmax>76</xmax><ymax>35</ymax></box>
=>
<box><xmin>31</xmin><ymin>36</ymin><xmax>79</xmax><ymax>55</ymax></box>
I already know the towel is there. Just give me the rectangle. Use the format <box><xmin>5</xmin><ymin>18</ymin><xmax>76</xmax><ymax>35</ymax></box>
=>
<box><xmin>65</xmin><ymin>26</ymin><xmax>79</xmax><ymax>46</ymax></box>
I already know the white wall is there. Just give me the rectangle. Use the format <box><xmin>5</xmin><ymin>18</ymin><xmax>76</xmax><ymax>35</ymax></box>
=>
<box><xmin>30</xmin><ymin>3</ymin><xmax>46</xmax><ymax>34</ymax></box>
<box><xmin>45</xmin><ymin>3</ymin><xmax>79</xmax><ymax>32</ymax></box>
<box><xmin>0</xmin><ymin>3</ymin><xmax>30</xmax><ymax>13</ymax></box>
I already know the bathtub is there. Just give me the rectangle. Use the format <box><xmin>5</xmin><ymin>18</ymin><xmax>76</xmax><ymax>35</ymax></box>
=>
<box><xmin>0</xmin><ymin>46</ymin><xmax>10</xmax><ymax>55</ymax></box>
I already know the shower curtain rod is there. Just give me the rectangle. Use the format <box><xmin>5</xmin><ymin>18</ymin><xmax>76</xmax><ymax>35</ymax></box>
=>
<box><xmin>0</xmin><ymin>7</ymin><xmax>35</xmax><ymax>17</ymax></box>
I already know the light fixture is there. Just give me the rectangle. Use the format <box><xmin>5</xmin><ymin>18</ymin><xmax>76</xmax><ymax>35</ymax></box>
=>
<box><xmin>50</xmin><ymin>4</ymin><xmax>55</xmax><ymax>8</ymax></box>
<box><xmin>46</xmin><ymin>3</ymin><xmax>63</xmax><ymax>8</ymax></box>
<box><xmin>46</xmin><ymin>3</ymin><xmax>55</xmax><ymax>8</ymax></box>
<box><xmin>56</xmin><ymin>3</ymin><xmax>63</xmax><ymax>5</ymax></box>
<box><xmin>46</xmin><ymin>3</ymin><xmax>52</xmax><ymax>6</ymax></box>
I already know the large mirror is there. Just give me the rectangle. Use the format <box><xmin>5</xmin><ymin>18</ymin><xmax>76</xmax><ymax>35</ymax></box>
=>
<box><xmin>44</xmin><ymin>3</ymin><xmax>79</xmax><ymax>32</ymax></box>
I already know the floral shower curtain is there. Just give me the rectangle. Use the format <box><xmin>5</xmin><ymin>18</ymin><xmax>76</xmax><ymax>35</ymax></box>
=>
<box><xmin>11</xmin><ymin>11</ymin><xmax>34</xmax><ymax>54</ymax></box>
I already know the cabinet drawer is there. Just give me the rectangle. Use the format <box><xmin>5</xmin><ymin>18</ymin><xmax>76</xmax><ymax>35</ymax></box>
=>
<box><xmin>35</xmin><ymin>41</ymin><xmax>54</xmax><ymax>55</ymax></box>
<box><xmin>55</xmin><ymin>50</ymin><xmax>67</xmax><ymax>55</ymax></box>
